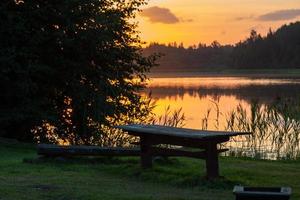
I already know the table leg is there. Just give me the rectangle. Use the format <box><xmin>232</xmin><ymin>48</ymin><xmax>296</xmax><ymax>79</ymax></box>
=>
<box><xmin>205</xmin><ymin>142</ymin><xmax>219</xmax><ymax>179</ymax></box>
<box><xmin>140</xmin><ymin>136</ymin><xmax>152</xmax><ymax>168</ymax></box>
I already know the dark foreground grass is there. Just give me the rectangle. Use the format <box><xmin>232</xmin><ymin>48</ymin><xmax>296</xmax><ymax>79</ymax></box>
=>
<box><xmin>0</xmin><ymin>139</ymin><xmax>299</xmax><ymax>200</ymax></box>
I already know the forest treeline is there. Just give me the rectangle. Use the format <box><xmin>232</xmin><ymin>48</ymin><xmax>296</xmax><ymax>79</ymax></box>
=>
<box><xmin>143</xmin><ymin>21</ymin><xmax>300</xmax><ymax>72</ymax></box>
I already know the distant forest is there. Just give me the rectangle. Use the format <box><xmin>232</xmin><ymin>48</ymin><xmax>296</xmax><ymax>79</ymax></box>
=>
<box><xmin>143</xmin><ymin>21</ymin><xmax>300</xmax><ymax>72</ymax></box>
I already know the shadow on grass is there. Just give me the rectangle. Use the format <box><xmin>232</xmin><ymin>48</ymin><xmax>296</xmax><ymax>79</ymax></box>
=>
<box><xmin>23</xmin><ymin>156</ymin><xmax>139</xmax><ymax>165</ymax></box>
<box><xmin>23</xmin><ymin>156</ymin><xmax>239</xmax><ymax>190</ymax></box>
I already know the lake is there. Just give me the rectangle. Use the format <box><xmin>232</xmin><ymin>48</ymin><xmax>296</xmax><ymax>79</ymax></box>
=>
<box><xmin>142</xmin><ymin>76</ymin><xmax>300</xmax><ymax>159</ymax></box>
<box><xmin>144</xmin><ymin>76</ymin><xmax>300</xmax><ymax>129</ymax></box>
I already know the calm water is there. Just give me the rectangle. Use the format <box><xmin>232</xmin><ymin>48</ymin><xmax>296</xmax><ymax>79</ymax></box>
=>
<box><xmin>144</xmin><ymin>77</ymin><xmax>300</xmax><ymax>130</ymax></box>
<box><xmin>142</xmin><ymin>77</ymin><xmax>300</xmax><ymax>159</ymax></box>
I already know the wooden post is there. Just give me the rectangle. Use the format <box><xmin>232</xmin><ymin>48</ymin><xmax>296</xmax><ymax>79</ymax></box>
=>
<box><xmin>140</xmin><ymin>136</ymin><xmax>152</xmax><ymax>168</ymax></box>
<box><xmin>205</xmin><ymin>142</ymin><xmax>219</xmax><ymax>179</ymax></box>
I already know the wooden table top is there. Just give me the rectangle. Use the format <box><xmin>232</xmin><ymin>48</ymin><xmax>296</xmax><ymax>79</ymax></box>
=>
<box><xmin>116</xmin><ymin>124</ymin><xmax>251</xmax><ymax>140</ymax></box>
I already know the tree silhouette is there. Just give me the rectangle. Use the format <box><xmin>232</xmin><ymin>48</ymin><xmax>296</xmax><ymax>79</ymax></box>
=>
<box><xmin>0</xmin><ymin>0</ymin><xmax>156</xmax><ymax>143</ymax></box>
<box><xmin>143</xmin><ymin>21</ymin><xmax>300</xmax><ymax>72</ymax></box>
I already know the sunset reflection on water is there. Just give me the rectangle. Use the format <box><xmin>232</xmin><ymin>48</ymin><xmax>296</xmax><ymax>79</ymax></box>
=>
<box><xmin>143</xmin><ymin>77</ymin><xmax>300</xmax><ymax>130</ymax></box>
<box><xmin>147</xmin><ymin>77</ymin><xmax>300</xmax><ymax>88</ymax></box>
<box><xmin>151</xmin><ymin>94</ymin><xmax>249</xmax><ymax>130</ymax></box>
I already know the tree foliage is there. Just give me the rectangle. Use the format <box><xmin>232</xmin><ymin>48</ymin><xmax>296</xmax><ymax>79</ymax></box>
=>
<box><xmin>231</xmin><ymin>22</ymin><xmax>300</xmax><ymax>69</ymax></box>
<box><xmin>0</xmin><ymin>0</ymin><xmax>156</xmax><ymax>143</ymax></box>
<box><xmin>143</xmin><ymin>42</ymin><xmax>233</xmax><ymax>72</ymax></box>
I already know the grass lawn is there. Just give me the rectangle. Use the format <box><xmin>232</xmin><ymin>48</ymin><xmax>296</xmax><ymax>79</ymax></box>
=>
<box><xmin>1</xmin><ymin>138</ymin><xmax>299</xmax><ymax>200</ymax></box>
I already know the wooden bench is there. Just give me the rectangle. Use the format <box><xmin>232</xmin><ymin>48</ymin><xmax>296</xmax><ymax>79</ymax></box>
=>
<box><xmin>37</xmin><ymin>144</ymin><xmax>140</xmax><ymax>157</ymax></box>
<box><xmin>116</xmin><ymin>124</ymin><xmax>251</xmax><ymax>179</ymax></box>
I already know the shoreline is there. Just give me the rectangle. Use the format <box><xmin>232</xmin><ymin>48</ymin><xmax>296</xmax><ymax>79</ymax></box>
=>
<box><xmin>147</xmin><ymin>69</ymin><xmax>300</xmax><ymax>78</ymax></box>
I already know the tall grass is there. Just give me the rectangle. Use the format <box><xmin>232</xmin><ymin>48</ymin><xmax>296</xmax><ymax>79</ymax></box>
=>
<box><xmin>150</xmin><ymin>105</ymin><xmax>185</xmax><ymax>128</ymax></box>
<box><xmin>140</xmin><ymin>97</ymin><xmax>300</xmax><ymax>160</ymax></box>
<box><xmin>201</xmin><ymin>99</ymin><xmax>300</xmax><ymax>160</ymax></box>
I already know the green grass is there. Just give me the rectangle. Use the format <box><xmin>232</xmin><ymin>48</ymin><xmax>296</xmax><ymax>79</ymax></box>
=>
<box><xmin>1</xmin><ymin>138</ymin><xmax>300</xmax><ymax>200</ymax></box>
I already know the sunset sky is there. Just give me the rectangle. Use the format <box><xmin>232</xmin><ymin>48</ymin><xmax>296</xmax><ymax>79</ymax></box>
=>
<box><xmin>137</xmin><ymin>0</ymin><xmax>300</xmax><ymax>46</ymax></box>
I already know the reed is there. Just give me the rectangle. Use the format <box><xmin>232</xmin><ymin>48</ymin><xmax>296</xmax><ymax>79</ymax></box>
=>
<box><xmin>201</xmin><ymin>98</ymin><xmax>300</xmax><ymax>160</ymax></box>
<box><xmin>150</xmin><ymin>105</ymin><xmax>185</xmax><ymax>128</ymax></box>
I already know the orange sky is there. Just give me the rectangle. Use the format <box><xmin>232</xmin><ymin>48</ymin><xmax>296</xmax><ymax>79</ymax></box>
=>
<box><xmin>136</xmin><ymin>0</ymin><xmax>300</xmax><ymax>46</ymax></box>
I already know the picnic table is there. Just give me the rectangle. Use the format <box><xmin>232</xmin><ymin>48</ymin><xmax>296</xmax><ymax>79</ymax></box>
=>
<box><xmin>116</xmin><ymin>124</ymin><xmax>251</xmax><ymax>179</ymax></box>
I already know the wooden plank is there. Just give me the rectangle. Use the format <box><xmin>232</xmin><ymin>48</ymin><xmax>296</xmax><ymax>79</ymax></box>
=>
<box><xmin>205</xmin><ymin>142</ymin><xmax>219</xmax><ymax>179</ymax></box>
<box><xmin>37</xmin><ymin>144</ymin><xmax>140</xmax><ymax>157</ymax></box>
<box><xmin>37</xmin><ymin>144</ymin><xmax>229</xmax><ymax>158</ymax></box>
<box><xmin>140</xmin><ymin>136</ymin><xmax>152</xmax><ymax>168</ymax></box>
<box><xmin>116</xmin><ymin>124</ymin><xmax>251</xmax><ymax>140</ymax></box>
<box><xmin>146</xmin><ymin>134</ymin><xmax>230</xmax><ymax>148</ymax></box>
<box><xmin>150</xmin><ymin>147</ymin><xmax>206</xmax><ymax>159</ymax></box>
<box><xmin>150</xmin><ymin>147</ymin><xmax>229</xmax><ymax>159</ymax></box>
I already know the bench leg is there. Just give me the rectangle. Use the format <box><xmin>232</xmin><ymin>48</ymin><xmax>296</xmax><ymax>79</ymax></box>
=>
<box><xmin>205</xmin><ymin>142</ymin><xmax>219</xmax><ymax>179</ymax></box>
<box><xmin>140</xmin><ymin>136</ymin><xmax>152</xmax><ymax>168</ymax></box>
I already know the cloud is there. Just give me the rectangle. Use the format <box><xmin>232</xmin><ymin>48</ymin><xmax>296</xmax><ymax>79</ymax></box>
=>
<box><xmin>257</xmin><ymin>9</ymin><xmax>300</xmax><ymax>21</ymax></box>
<box><xmin>141</xmin><ymin>6</ymin><xmax>180</xmax><ymax>24</ymax></box>
<box><xmin>235</xmin><ymin>15</ymin><xmax>254</xmax><ymax>21</ymax></box>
